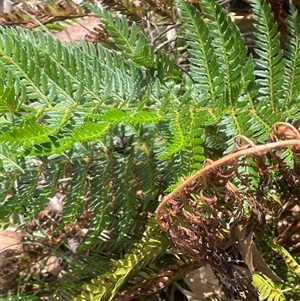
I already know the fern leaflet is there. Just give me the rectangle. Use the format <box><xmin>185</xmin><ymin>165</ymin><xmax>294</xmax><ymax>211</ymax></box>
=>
<box><xmin>252</xmin><ymin>274</ymin><xmax>286</xmax><ymax>301</ymax></box>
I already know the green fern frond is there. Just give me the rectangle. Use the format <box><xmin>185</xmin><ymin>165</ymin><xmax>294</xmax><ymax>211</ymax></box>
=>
<box><xmin>0</xmin><ymin>83</ymin><xmax>19</xmax><ymax>114</ymax></box>
<box><xmin>0</xmin><ymin>142</ymin><xmax>24</xmax><ymax>173</ymax></box>
<box><xmin>178</xmin><ymin>0</ymin><xmax>222</xmax><ymax>105</ymax></box>
<box><xmin>228</xmin><ymin>107</ymin><xmax>271</xmax><ymax>142</ymax></box>
<box><xmin>0</xmin><ymin>156</ymin><xmax>68</xmax><ymax>223</ymax></box>
<box><xmin>233</xmin><ymin>53</ymin><xmax>270</xmax><ymax>143</ymax></box>
<box><xmin>280</xmin><ymin>148</ymin><xmax>295</xmax><ymax>169</ymax></box>
<box><xmin>158</xmin><ymin>110</ymin><xmax>185</xmax><ymax>160</ymax></box>
<box><xmin>73</xmin><ymin>221</ymin><xmax>169</xmax><ymax>301</ymax></box>
<box><xmin>252</xmin><ymin>0</ymin><xmax>285</xmax><ymax>111</ymax></box>
<box><xmin>272</xmin><ymin>244</ymin><xmax>300</xmax><ymax>276</ymax></box>
<box><xmin>67</xmin><ymin>122</ymin><xmax>110</xmax><ymax>143</ymax></box>
<box><xmin>88</xmin><ymin>4</ymin><xmax>181</xmax><ymax>82</ymax></box>
<box><xmin>200</xmin><ymin>0</ymin><xmax>247</xmax><ymax>106</ymax></box>
<box><xmin>0</xmin><ymin>25</ymin><xmax>162</xmax><ymax>155</ymax></box>
<box><xmin>239</xmin><ymin>54</ymin><xmax>259</xmax><ymax>104</ymax></box>
<box><xmin>284</xmin><ymin>4</ymin><xmax>300</xmax><ymax>108</ymax></box>
<box><xmin>87</xmin><ymin>5</ymin><xmax>155</xmax><ymax>68</ymax></box>
<box><xmin>1</xmin><ymin>116</ymin><xmax>57</xmax><ymax>149</ymax></box>
<box><xmin>91</xmin><ymin>108</ymin><xmax>162</xmax><ymax>124</ymax></box>
<box><xmin>252</xmin><ymin>273</ymin><xmax>286</xmax><ymax>301</ymax></box>
<box><xmin>0</xmin><ymin>21</ymin><xmax>178</xmax><ymax>249</ymax></box>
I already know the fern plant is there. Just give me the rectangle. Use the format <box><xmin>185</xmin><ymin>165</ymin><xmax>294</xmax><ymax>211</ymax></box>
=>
<box><xmin>1</xmin><ymin>0</ymin><xmax>300</xmax><ymax>300</ymax></box>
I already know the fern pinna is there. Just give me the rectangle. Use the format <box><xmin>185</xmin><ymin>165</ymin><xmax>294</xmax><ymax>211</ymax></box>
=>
<box><xmin>1</xmin><ymin>0</ymin><xmax>300</xmax><ymax>299</ymax></box>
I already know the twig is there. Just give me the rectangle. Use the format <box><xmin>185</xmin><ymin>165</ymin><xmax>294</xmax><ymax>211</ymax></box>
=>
<box><xmin>151</xmin><ymin>21</ymin><xmax>182</xmax><ymax>45</ymax></box>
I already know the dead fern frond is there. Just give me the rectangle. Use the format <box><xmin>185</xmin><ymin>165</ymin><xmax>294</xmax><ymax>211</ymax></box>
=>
<box><xmin>0</xmin><ymin>0</ymin><xmax>89</xmax><ymax>28</ymax></box>
<box><xmin>156</xmin><ymin>123</ymin><xmax>300</xmax><ymax>300</ymax></box>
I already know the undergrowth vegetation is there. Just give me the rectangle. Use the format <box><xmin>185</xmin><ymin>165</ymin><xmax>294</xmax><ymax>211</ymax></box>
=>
<box><xmin>1</xmin><ymin>0</ymin><xmax>300</xmax><ymax>300</ymax></box>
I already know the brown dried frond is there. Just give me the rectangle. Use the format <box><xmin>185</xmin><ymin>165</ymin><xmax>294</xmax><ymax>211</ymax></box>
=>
<box><xmin>143</xmin><ymin>0</ymin><xmax>175</xmax><ymax>19</ymax></box>
<box><xmin>270</xmin><ymin>122</ymin><xmax>300</xmax><ymax>140</ymax></box>
<box><xmin>0</xmin><ymin>0</ymin><xmax>89</xmax><ymax>28</ymax></box>
<box><xmin>156</xmin><ymin>123</ymin><xmax>300</xmax><ymax>300</ymax></box>
<box><xmin>101</xmin><ymin>0</ymin><xmax>147</xmax><ymax>21</ymax></box>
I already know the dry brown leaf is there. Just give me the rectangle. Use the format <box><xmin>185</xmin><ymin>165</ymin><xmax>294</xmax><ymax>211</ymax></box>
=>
<box><xmin>252</xmin><ymin>243</ymin><xmax>282</xmax><ymax>281</ymax></box>
<box><xmin>0</xmin><ymin>229</ymin><xmax>23</xmax><ymax>253</ymax></box>
<box><xmin>235</xmin><ymin>224</ymin><xmax>255</xmax><ymax>274</ymax></box>
<box><xmin>271</xmin><ymin>122</ymin><xmax>300</xmax><ymax>140</ymax></box>
<box><xmin>235</xmin><ymin>224</ymin><xmax>282</xmax><ymax>281</ymax></box>
<box><xmin>184</xmin><ymin>266</ymin><xmax>227</xmax><ymax>300</ymax></box>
